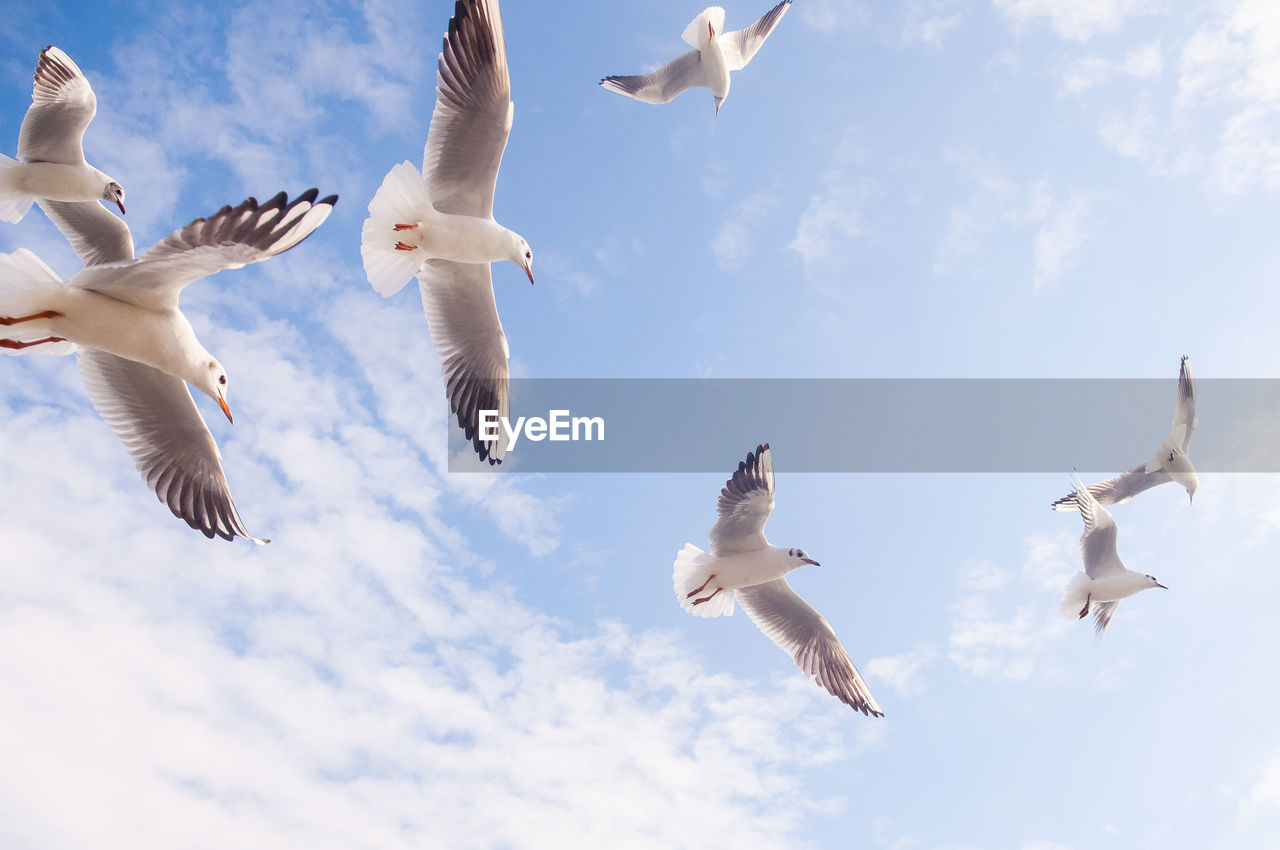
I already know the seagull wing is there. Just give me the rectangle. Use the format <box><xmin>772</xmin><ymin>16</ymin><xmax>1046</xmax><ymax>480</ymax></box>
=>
<box><xmin>1074</xmin><ymin>477</ymin><xmax>1124</xmax><ymax>579</ymax></box>
<box><xmin>17</xmin><ymin>46</ymin><xmax>95</xmax><ymax>165</ymax></box>
<box><xmin>422</xmin><ymin>0</ymin><xmax>513</xmax><ymax>218</ymax></box>
<box><xmin>417</xmin><ymin>259</ymin><xmax>510</xmax><ymax>464</ymax></box>
<box><xmin>737</xmin><ymin>578</ymin><xmax>883</xmax><ymax>716</ymax></box>
<box><xmin>709</xmin><ymin>443</ymin><xmax>774</xmax><ymax>555</ymax></box>
<box><xmin>69</xmin><ymin>189</ymin><xmax>335</xmax><ymax>311</ymax></box>
<box><xmin>1170</xmin><ymin>355</ymin><xmax>1197</xmax><ymax>453</ymax></box>
<box><xmin>37</xmin><ymin>200</ymin><xmax>134</xmax><ymax>267</ymax></box>
<box><xmin>600</xmin><ymin>50</ymin><xmax>706</xmax><ymax>105</ymax></box>
<box><xmin>1049</xmin><ymin>463</ymin><xmax>1173</xmax><ymax>511</ymax></box>
<box><xmin>77</xmin><ymin>348</ymin><xmax>265</xmax><ymax>543</ymax></box>
<box><xmin>1092</xmin><ymin>600</ymin><xmax>1120</xmax><ymax>637</ymax></box>
<box><xmin>719</xmin><ymin>0</ymin><xmax>792</xmax><ymax>71</ymax></box>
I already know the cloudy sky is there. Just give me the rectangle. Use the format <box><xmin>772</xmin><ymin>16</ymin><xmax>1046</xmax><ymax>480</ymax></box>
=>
<box><xmin>4</xmin><ymin>0</ymin><xmax>1280</xmax><ymax>848</ymax></box>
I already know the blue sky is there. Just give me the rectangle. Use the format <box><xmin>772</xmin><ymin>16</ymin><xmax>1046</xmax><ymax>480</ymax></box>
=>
<box><xmin>4</xmin><ymin>0</ymin><xmax>1280</xmax><ymax>848</ymax></box>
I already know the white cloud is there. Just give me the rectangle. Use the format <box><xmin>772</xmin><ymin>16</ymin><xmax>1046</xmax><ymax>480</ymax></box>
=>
<box><xmin>865</xmin><ymin>645</ymin><xmax>937</xmax><ymax>697</ymax></box>
<box><xmin>1060</xmin><ymin>41</ymin><xmax>1164</xmax><ymax>95</ymax></box>
<box><xmin>1028</xmin><ymin>181</ymin><xmax>1096</xmax><ymax>292</ymax></box>
<box><xmin>713</xmin><ymin>190</ymin><xmax>777</xmax><ymax>272</ymax></box>
<box><xmin>789</xmin><ymin>183</ymin><xmax>866</xmax><ymax>269</ymax></box>
<box><xmin>1241</xmin><ymin>750</ymin><xmax>1280</xmax><ymax>820</ymax></box>
<box><xmin>993</xmin><ymin>0</ymin><xmax>1159</xmax><ymax>42</ymax></box>
<box><xmin>799</xmin><ymin>0</ymin><xmax>871</xmax><ymax>34</ymax></box>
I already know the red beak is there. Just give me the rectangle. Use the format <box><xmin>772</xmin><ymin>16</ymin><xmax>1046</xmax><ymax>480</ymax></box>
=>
<box><xmin>802</xmin><ymin>558</ymin><xmax>819</xmax><ymax>566</ymax></box>
<box><xmin>116</xmin><ymin>199</ymin><xmax>126</xmax><ymax>215</ymax></box>
<box><xmin>525</xmin><ymin>264</ymin><xmax>535</xmax><ymax>286</ymax></box>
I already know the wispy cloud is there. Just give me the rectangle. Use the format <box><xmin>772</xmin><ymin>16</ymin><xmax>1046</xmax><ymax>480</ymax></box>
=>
<box><xmin>993</xmin><ymin>0</ymin><xmax>1159</xmax><ymax>42</ymax></box>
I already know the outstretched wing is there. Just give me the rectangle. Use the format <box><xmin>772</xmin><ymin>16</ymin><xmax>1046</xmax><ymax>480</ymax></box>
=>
<box><xmin>1049</xmin><ymin>463</ymin><xmax>1173</xmax><ymax>511</ymax></box>
<box><xmin>600</xmin><ymin>50</ymin><xmax>706</xmax><ymax>104</ymax></box>
<box><xmin>1074</xmin><ymin>476</ymin><xmax>1123</xmax><ymax>580</ymax></box>
<box><xmin>737</xmin><ymin>578</ymin><xmax>883</xmax><ymax>716</ymax></box>
<box><xmin>709</xmin><ymin>443</ymin><xmax>774</xmax><ymax>555</ymax></box>
<box><xmin>417</xmin><ymin>259</ymin><xmax>510</xmax><ymax>464</ymax></box>
<box><xmin>71</xmin><ymin>189</ymin><xmax>336</xmax><ymax>311</ymax></box>
<box><xmin>77</xmin><ymin>348</ymin><xmax>266</xmax><ymax>543</ymax></box>
<box><xmin>1170</xmin><ymin>355</ymin><xmax>1197</xmax><ymax>453</ymax></box>
<box><xmin>719</xmin><ymin>0</ymin><xmax>792</xmax><ymax>71</ymax></box>
<box><xmin>38</xmin><ymin>200</ymin><xmax>134</xmax><ymax>267</ymax></box>
<box><xmin>423</xmin><ymin>0</ymin><xmax>513</xmax><ymax>218</ymax></box>
<box><xmin>18</xmin><ymin>46</ymin><xmax>95</xmax><ymax>165</ymax></box>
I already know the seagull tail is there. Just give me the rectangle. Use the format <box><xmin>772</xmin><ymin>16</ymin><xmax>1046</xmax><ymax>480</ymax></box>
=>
<box><xmin>360</xmin><ymin>160</ymin><xmax>432</xmax><ymax>298</ymax></box>
<box><xmin>682</xmin><ymin>6</ymin><xmax>727</xmax><ymax>48</ymax></box>
<box><xmin>0</xmin><ymin>155</ymin><xmax>36</xmax><ymax>223</ymax></box>
<box><xmin>673</xmin><ymin>543</ymin><xmax>734</xmax><ymax>618</ymax></box>
<box><xmin>1059</xmin><ymin>572</ymin><xmax>1091</xmax><ymax>619</ymax></box>
<box><xmin>0</xmin><ymin>248</ymin><xmax>73</xmax><ymax>356</ymax></box>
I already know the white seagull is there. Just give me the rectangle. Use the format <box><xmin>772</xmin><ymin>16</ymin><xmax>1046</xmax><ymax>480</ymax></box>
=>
<box><xmin>0</xmin><ymin>46</ymin><xmax>126</xmax><ymax>224</ymax></box>
<box><xmin>1059</xmin><ymin>474</ymin><xmax>1168</xmax><ymax>636</ymax></box>
<box><xmin>360</xmin><ymin>0</ymin><xmax>532</xmax><ymax>465</ymax></box>
<box><xmin>600</xmin><ymin>1</ymin><xmax>792</xmax><ymax>114</ymax></box>
<box><xmin>1051</xmin><ymin>355</ymin><xmax>1198</xmax><ymax>511</ymax></box>
<box><xmin>0</xmin><ymin>189</ymin><xmax>336</xmax><ymax>541</ymax></box>
<box><xmin>673</xmin><ymin>444</ymin><xmax>883</xmax><ymax>716</ymax></box>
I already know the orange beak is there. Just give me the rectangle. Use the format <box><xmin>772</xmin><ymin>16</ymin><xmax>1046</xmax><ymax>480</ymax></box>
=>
<box><xmin>218</xmin><ymin>395</ymin><xmax>233</xmax><ymax>424</ymax></box>
<box><xmin>525</xmin><ymin>263</ymin><xmax>535</xmax><ymax>286</ymax></box>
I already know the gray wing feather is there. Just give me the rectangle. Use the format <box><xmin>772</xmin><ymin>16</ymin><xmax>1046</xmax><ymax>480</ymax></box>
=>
<box><xmin>1092</xmin><ymin>600</ymin><xmax>1120</xmax><ymax>637</ymax></box>
<box><xmin>1172</xmin><ymin>355</ymin><xmax>1197</xmax><ymax>452</ymax></box>
<box><xmin>1049</xmin><ymin>463</ymin><xmax>1173</xmax><ymax>511</ymax></box>
<box><xmin>709</xmin><ymin>443</ymin><xmax>774</xmax><ymax>555</ymax></box>
<box><xmin>1075</xmin><ymin>481</ymin><xmax>1124</xmax><ymax>579</ymax></box>
<box><xmin>720</xmin><ymin>0</ymin><xmax>792</xmax><ymax>71</ymax></box>
<box><xmin>600</xmin><ymin>50</ymin><xmax>706</xmax><ymax>104</ymax></box>
<box><xmin>37</xmin><ymin>200</ymin><xmax>134</xmax><ymax>266</ymax></box>
<box><xmin>737</xmin><ymin>579</ymin><xmax>883</xmax><ymax>716</ymax></box>
<box><xmin>71</xmin><ymin>190</ymin><xmax>336</xmax><ymax>311</ymax></box>
<box><xmin>17</xmin><ymin>46</ymin><xmax>95</xmax><ymax>165</ymax></box>
<box><xmin>422</xmin><ymin>0</ymin><xmax>513</xmax><ymax>218</ymax></box>
<box><xmin>77</xmin><ymin>348</ymin><xmax>264</xmax><ymax>543</ymax></box>
<box><xmin>417</xmin><ymin>259</ymin><xmax>510</xmax><ymax>464</ymax></box>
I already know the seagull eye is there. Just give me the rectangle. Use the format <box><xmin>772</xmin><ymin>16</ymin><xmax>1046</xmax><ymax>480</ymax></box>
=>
<box><xmin>219</xmin><ymin>375</ymin><xmax>227</xmax><ymax>386</ymax></box>
<box><xmin>525</xmin><ymin>251</ymin><xmax>532</xmax><ymax>260</ymax></box>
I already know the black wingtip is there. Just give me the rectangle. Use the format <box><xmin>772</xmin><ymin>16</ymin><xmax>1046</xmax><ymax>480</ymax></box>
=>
<box><xmin>319</xmin><ymin>194</ymin><xmax>339</xmax><ymax>208</ymax></box>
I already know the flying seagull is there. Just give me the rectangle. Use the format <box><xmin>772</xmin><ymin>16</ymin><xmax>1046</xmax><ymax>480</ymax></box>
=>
<box><xmin>673</xmin><ymin>443</ymin><xmax>883</xmax><ymax>716</ymax></box>
<box><xmin>1051</xmin><ymin>355</ymin><xmax>1198</xmax><ymax>511</ymax></box>
<box><xmin>360</xmin><ymin>0</ymin><xmax>532</xmax><ymax>465</ymax></box>
<box><xmin>0</xmin><ymin>46</ymin><xmax>126</xmax><ymax>225</ymax></box>
<box><xmin>600</xmin><ymin>1</ymin><xmax>792</xmax><ymax>114</ymax></box>
<box><xmin>1059</xmin><ymin>474</ymin><xmax>1168</xmax><ymax>636</ymax></box>
<box><xmin>0</xmin><ymin>189</ymin><xmax>336</xmax><ymax>541</ymax></box>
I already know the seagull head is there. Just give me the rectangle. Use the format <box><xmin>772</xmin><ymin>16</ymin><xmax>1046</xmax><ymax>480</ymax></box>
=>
<box><xmin>788</xmin><ymin>547</ymin><xmax>819</xmax><ymax>567</ymax></box>
<box><xmin>509</xmin><ymin>234</ymin><xmax>534</xmax><ymax>285</ymax></box>
<box><xmin>202</xmin><ymin>360</ymin><xmax>233</xmax><ymax>424</ymax></box>
<box><xmin>1145</xmin><ymin>574</ymin><xmax>1168</xmax><ymax>590</ymax></box>
<box><xmin>101</xmin><ymin>180</ymin><xmax>126</xmax><ymax>215</ymax></box>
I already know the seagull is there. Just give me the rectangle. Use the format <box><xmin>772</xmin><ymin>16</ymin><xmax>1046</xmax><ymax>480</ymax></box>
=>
<box><xmin>673</xmin><ymin>443</ymin><xmax>883</xmax><ymax>716</ymax></box>
<box><xmin>600</xmin><ymin>1</ymin><xmax>792</xmax><ymax>114</ymax></box>
<box><xmin>0</xmin><ymin>46</ymin><xmax>126</xmax><ymax>225</ymax></box>
<box><xmin>0</xmin><ymin>189</ymin><xmax>336</xmax><ymax>541</ymax></box>
<box><xmin>360</xmin><ymin>0</ymin><xmax>532</xmax><ymax>465</ymax></box>
<box><xmin>1059</xmin><ymin>473</ymin><xmax>1168</xmax><ymax>636</ymax></box>
<box><xmin>1051</xmin><ymin>355</ymin><xmax>1198</xmax><ymax>511</ymax></box>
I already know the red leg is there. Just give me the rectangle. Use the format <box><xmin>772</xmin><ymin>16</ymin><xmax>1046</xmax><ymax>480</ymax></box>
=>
<box><xmin>393</xmin><ymin>223</ymin><xmax>417</xmax><ymax>231</ymax></box>
<box><xmin>0</xmin><ymin>310</ymin><xmax>61</xmax><ymax>326</ymax></box>
<box><xmin>685</xmin><ymin>573</ymin><xmax>716</xmax><ymax>598</ymax></box>
<box><xmin>394</xmin><ymin>241</ymin><xmax>417</xmax><ymax>251</ymax></box>
<box><xmin>1078</xmin><ymin>593</ymin><xmax>1091</xmax><ymax>620</ymax></box>
<box><xmin>1</xmin><ymin>336</ymin><xmax>67</xmax><ymax>350</ymax></box>
<box><xmin>693</xmin><ymin>586</ymin><xmax>723</xmax><ymax>606</ymax></box>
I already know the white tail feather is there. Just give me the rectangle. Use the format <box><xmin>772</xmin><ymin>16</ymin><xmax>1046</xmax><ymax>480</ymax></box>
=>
<box><xmin>682</xmin><ymin>6</ymin><xmax>727</xmax><ymax>48</ymax></box>
<box><xmin>673</xmin><ymin>543</ymin><xmax>734</xmax><ymax>617</ymax></box>
<box><xmin>0</xmin><ymin>154</ymin><xmax>36</xmax><ymax>223</ymax></box>
<box><xmin>1059</xmin><ymin>571</ymin><xmax>1091</xmax><ymax>619</ymax></box>
<box><xmin>360</xmin><ymin>160</ymin><xmax>432</xmax><ymax>298</ymax></box>
<box><xmin>0</xmin><ymin>249</ymin><xmax>73</xmax><ymax>356</ymax></box>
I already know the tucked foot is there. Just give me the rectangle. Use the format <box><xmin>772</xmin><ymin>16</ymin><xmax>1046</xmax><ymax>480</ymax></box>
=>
<box><xmin>394</xmin><ymin>241</ymin><xmax>417</xmax><ymax>251</ymax></box>
<box><xmin>693</xmin><ymin>586</ymin><xmax>723</xmax><ymax>606</ymax></box>
<box><xmin>393</xmin><ymin>223</ymin><xmax>417</xmax><ymax>231</ymax></box>
<box><xmin>0</xmin><ymin>310</ymin><xmax>62</xmax><ymax>326</ymax></box>
<box><xmin>685</xmin><ymin>573</ymin><xmax>716</xmax><ymax>598</ymax></box>
<box><xmin>1078</xmin><ymin>593</ymin><xmax>1091</xmax><ymax>620</ymax></box>
<box><xmin>1</xmin><ymin>336</ymin><xmax>67</xmax><ymax>350</ymax></box>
